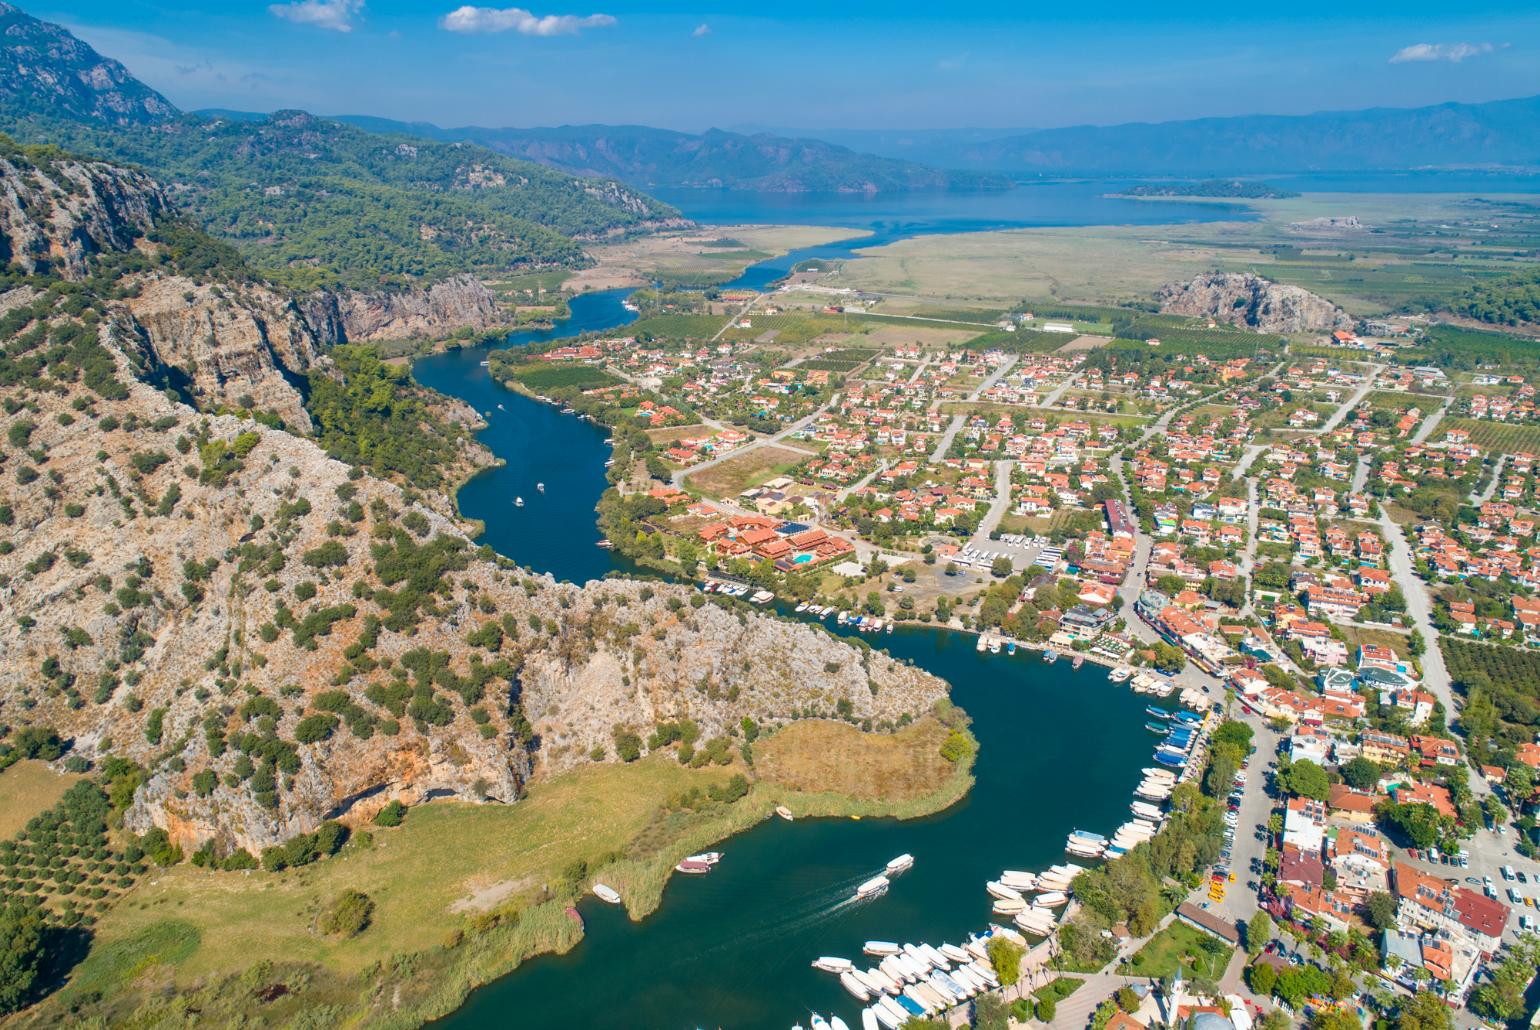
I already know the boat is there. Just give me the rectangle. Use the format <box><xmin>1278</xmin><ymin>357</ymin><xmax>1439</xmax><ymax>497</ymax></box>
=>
<box><xmin>862</xmin><ymin>1008</ymin><xmax>884</xmax><ymax>1030</ymax></box>
<box><xmin>1066</xmin><ymin>839</ymin><xmax>1106</xmax><ymax>859</ymax></box>
<box><xmin>813</xmin><ymin>956</ymin><xmax>854</xmax><ymax>974</ymax></box>
<box><xmin>986</xmin><ymin>880</ymin><xmax>1024</xmax><ymax>901</ymax></box>
<box><xmin>991</xmin><ymin>897</ymin><xmax>1027</xmax><ymax>915</ymax></box>
<box><xmin>999</xmin><ymin>870</ymin><xmax>1037</xmax><ymax>892</ymax></box>
<box><xmin>1043</xmin><ymin>649</ymin><xmax>1058</xmax><ymax>663</ymax></box>
<box><xmin>1146</xmin><ymin>706</ymin><xmax>1171</xmax><ymax>719</ymax></box>
<box><xmin>840</xmin><ymin>971</ymin><xmax>871</xmax><ymax>1001</ymax></box>
<box><xmin>830</xmin><ymin>1018</ymin><xmax>852</xmax><ymax>1030</ymax></box>
<box><xmin>675</xmin><ymin>859</ymin><xmax>711</xmax><ymax>874</ymax></box>
<box><xmin>1072</xmin><ymin>655</ymin><xmax>1085</xmax><ymax>669</ymax></box>
<box><xmin>751</xmin><ymin>589</ymin><xmax>775</xmax><ymax>604</ymax></box>
<box><xmin>811</xmin><ymin>1016</ymin><xmax>832</xmax><ymax>1030</ymax></box>
<box><xmin>940</xmin><ymin>943</ymin><xmax>971</xmax><ymax>964</ymax></box>
<box><xmin>878</xmin><ymin>956</ymin><xmax>911</xmax><ymax>984</ymax></box>
<box><xmin>885</xmin><ymin>853</ymin><xmax>915</xmax><ymax>875</ymax></box>
<box><xmin>1109</xmin><ymin>666</ymin><xmax>1132</xmax><ymax>683</ymax></box>
<box><xmin>865</xmin><ymin>940</ymin><xmax>901</xmax><ymax>957</ymax></box>
<box><xmin>536</xmin><ymin>482</ymin><xmax>544</xmax><ymax>492</ymax></box>
<box><xmin>975</xmin><ymin>635</ymin><xmax>986</xmax><ymax>652</ymax></box>
<box><xmin>856</xmin><ymin>967</ymin><xmax>896</xmax><ymax>995</ymax></box>
<box><xmin>795</xmin><ymin>601</ymin><xmax>809</xmax><ymax>613</ymax></box>
<box><xmin>1154</xmin><ymin>751</ymin><xmax>1186</xmax><ymax>768</ymax></box>
<box><xmin>1144</xmin><ymin>721</ymin><xmax>1168</xmax><ymax>733</ymax></box>
<box><xmin>1069</xmin><ymin>829</ymin><xmax>1109</xmax><ymax>844</ymax></box>
<box><xmin>919</xmin><ymin>943</ymin><xmax>949</xmax><ymax>969</ymax></box>
<box><xmin>885</xmin><ymin>621</ymin><xmax>893</xmax><ymax>634</ymax></box>
<box><xmin>1005</xmin><ymin>640</ymin><xmax>1016</xmax><ymax>655</ymax></box>
<box><xmin>1034</xmin><ymin>890</ymin><xmax>1069</xmax><ymax>908</ymax></box>
<box><xmin>603</xmin><ymin>458</ymin><xmax>615</xmax><ymax>467</ymax></box>
<box><xmin>684</xmin><ymin>852</ymin><xmax>722</xmax><ymax>865</ymax></box>
<box><xmin>1014</xmin><ymin>909</ymin><xmax>1058</xmax><ymax>935</ymax></box>
<box><xmin>855</xmin><ymin>875</ymin><xmax>890</xmax><ymax>899</ymax></box>
<box><xmin>479</xmin><ymin>360</ymin><xmax>489</xmax><ymax>366</ymax></box>
<box><xmin>989</xmin><ymin>638</ymin><xmax>1001</xmax><ymax>654</ymax></box>
<box><xmin>898</xmin><ymin>990</ymin><xmax>931</xmax><ymax>1017</ymax></box>
<box><xmin>514</xmin><ymin>496</ymin><xmax>524</xmax><ymax>507</ymax></box>
<box><xmin>776</xmin><ymin>805</ymin><xmax>794</xmax><ymax>821</ymax></box>
<box><xmin>595</xmin><ymin>540</ymin><xmax>613</xmax><ymax>549</ymax></box>
<box><xmin>592</xmin><ymin>883</ymin><xmax>621</xmax><ymax>904</ymax></box>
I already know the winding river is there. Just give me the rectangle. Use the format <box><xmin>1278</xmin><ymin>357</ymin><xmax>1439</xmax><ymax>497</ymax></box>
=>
<box><xmin>411</xmin><ymin>186</ymin><xmax>1231</xmax><ymax>1029</ymax></box>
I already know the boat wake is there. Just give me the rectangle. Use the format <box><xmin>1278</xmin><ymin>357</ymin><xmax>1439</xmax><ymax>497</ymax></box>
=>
<box><xmin>687</xmin><ymin>876</ymin><xmax>870</xmax><ymax>963</ymax></box>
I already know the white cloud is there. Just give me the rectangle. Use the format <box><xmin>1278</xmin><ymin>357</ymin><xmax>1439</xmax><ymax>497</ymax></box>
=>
<box><xmin>1389</xmin><ymin>41</ymin><xmax>1504</xmax><ymax>64</ymax></box>
<box><xmin>439</xmin><ymin>6</ymin><xmax>616</xmax><ymax>35</ymax></box>
<box><xmin>268</xmin><ymin>0</ymin><xmax>364</xmax><ymax>33</ymax></box>
<box><xmin>692</xmin><ymin>23</ymin><xmax>710</xmax><ymax>38</ymax></box>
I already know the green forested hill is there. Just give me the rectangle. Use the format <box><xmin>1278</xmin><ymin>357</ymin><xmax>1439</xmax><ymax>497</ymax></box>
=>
<box><xmin>0</xmin><ymin>5</ymin><xmax>676</xmax><ymax>289</ymax></box>
<box><xmin>1</xmin><ymin>110</ymin><xmax>678</xmax><ymax>289</ymax></box>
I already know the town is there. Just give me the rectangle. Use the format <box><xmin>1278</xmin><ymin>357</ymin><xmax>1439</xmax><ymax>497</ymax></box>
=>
<box><xmin>491</xmin><ymin>280</ymin><xmax>1540</xmax><ymax>1030</ymax></box>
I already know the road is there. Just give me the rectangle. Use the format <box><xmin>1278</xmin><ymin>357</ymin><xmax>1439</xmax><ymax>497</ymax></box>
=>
<box><xmin>1207</xmin><ymin>722</ymin><xmax>1281</xmax><ymax>926</ymax></box>
<box><xmin>1314</xmin><ymin>363</ymin><xmax>1384</xmax><ymax>435</ymax></box>
<box><xmin>930</xmin><ymin>357</ymin><xmax>1021</xmax><ymax>462</ymax></box>
<box><xmin>1469</xmin><ymin>454</ymin><xmax>1508</xmax><ymax>505</ymax></box>
<box><xmin>1351</xmin><ymin>455</ymin><xmax>1371</xmax><ymax>495</ymax></box>
<box><xmin>971</xmin><ymin>460</ymin><xmax>1018</xmax><ymax>547</ymax></box>
<box><xmin>1411</xmin><ymin>399</ymin><xmax>1451</xmax><ymax>445</ymax></box>
<box><xmin>670</xmin><ymin>401</ymin><xmax>830</xmax><ymax>488</ymax></box>
<box><xmin>1231</xmin><ymin>443</ymin><xmax>1268</xmax><ymax>483</ymax></box>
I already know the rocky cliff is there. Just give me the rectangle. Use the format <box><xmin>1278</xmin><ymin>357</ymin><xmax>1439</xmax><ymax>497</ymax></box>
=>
<box><xmin>1156</xmin><ymin>271</ymin><xmax>1350</xmax><ymax>333</ymax></box>
<box><xmin>303</xmin><ymin>273</ymin><xmax>509</xmax><ymax>344</ymax></box>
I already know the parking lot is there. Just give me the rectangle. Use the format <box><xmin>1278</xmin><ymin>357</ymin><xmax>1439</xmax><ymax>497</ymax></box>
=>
<box><xmin>954</xmin><ymin>533</ymin><xmax>1060</xmax><ymax>575</ymax></box>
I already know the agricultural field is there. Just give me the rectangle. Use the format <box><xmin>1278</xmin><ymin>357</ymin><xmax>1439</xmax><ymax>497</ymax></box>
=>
<box><xmin>1442</xmin><ymin>638</ymin><xmax>1540</xmax><ymax>745</ymax></box>
<box><xmin>579</xmin><ymin>225</ymin><xmax>869</xmax><ymax>291</ymax></box>
<box><xmin>753</xmin><ymin>717</ymin><xmax>958</xmax><ymax>804</ymax></box>
<box><xmin>506</xmin><ymin>362</ymin><xmax>623</xmax><ymax>392</ymax></box>
<box><xmin>1443</xmin><ymin>417</ymin><xmax>1540</xmax><ymax>457</ymax></box>
<box><xmin>0</xmin><ymin>759</ymin><xmax>80</xmax><ymax>840</ymax></box>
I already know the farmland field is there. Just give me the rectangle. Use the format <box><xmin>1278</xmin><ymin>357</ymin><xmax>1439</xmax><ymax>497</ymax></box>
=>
<box><xmin>506</xmin><ymin>363</ymin><xmax>622</xmax><ymax>392</ymax></box>
<box><xmin>1443</xmin><ymin>417</ymin><xmax>1540</xmax><ymax>456</ymax></box>
<box><xmin>1442</xmin><ymin>638</ymin><xmax>1540</xmax><ymax>745</ymax></box>
<box><xmin>683</xmin><ymin>445</ymin><xmax>809</xmax><ymax>498</ymax></box>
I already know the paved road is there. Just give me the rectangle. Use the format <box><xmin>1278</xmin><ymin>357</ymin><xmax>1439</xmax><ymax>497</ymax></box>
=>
<box><xmin>1351</xmin><ymin>455</ymin><xmax>1371</xmax><ymax>495</ymax></box>
<box><xmin>971</xmin><ymin>460</ymin><xmax>1018</xmax><ymax>546</ymax></box>
<box><xmin>929</xmin><ymin>356</ymin><xmax>1021</xmax><ymax>462</ymax></box>
<box><xmin>671</xmin><ymin>401</ymin><xmax>832</xmax><ymax>488</ymax></box>
<box><xmin>1314</xmin><ymin>363</ymin><xmax>1385</xmax><ymax>435</ymax></box>
<box><xmin>1231</xmin><ymin>443</ymin><xmax>1268</xmax><ymax>483</ymax></box>
<box><xmin>1208</xmin><ymin>722</ymin><xmax>1281</xmax><ymax>926</ymax></box>
<box><xmin>1469</xmin><ymin>454</ymin><xmax>1508</xmax><ymax>505</ymax></box>
<box><xmin>1411</xmin><ymin>399</ymin><xmax>1451</xmax><ymax>445</ymax></box>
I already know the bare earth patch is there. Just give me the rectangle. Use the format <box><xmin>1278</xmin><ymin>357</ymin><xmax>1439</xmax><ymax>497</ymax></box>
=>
<box><xmin>0</xmin><ymin>759</ymin><xmax>83</xmax><ymax>839</ymax></box>
<box><xmin>450</xmin><ymin>875</ymin><xmax>533</xmax><ymax>915</ymax></box>
<box><xmin>755</xmin><ymin>718</ymin><xmax>952</xmax><ymax>803</ymax></box>
<box><xmin>684</xmin><ymin>444</ymin><xmax>808</xmax><ymax>498</ymax></box>
<box><xmin>1056</xmin><ymin>334</ymin><xmax>1113</xmax><ymax>353</ymax></box>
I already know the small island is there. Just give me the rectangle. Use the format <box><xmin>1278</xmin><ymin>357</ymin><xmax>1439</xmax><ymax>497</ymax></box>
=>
<box><xmin>1118</xmin><ymin>179</ymin><xmax>1299</xmax><ymax>199</ymax></box>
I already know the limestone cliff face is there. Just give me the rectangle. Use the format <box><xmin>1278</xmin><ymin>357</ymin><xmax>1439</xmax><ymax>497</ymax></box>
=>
<box><xmin>302</xmin><ymin>273</ymin><xmax>509</xmax><ymax>344</ymax></box>
<box><xmin>116</xmin><ymin>274</ymin><xmax>322</xmax><ymax>432</ymax></box>
<box><xmin>0</xmin><ymin>145</ymin><xmax>169</xmax><ymax>278</ymax></box>
<box><xmin>1156</xmin><ymin>271</ymin><xmax>1350</xmax><ymax>333</ymax></box>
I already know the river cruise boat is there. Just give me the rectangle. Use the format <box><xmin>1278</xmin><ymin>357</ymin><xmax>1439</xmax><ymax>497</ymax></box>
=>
<box><xmin>985</xmin><ymin>880</ymin><xmax>1024</xmax><ymax>901</ymax></box>
<box><xmin>939</xmin><ymin>944</ymin><xmax>970</xmax><ymax>964</ymax></box>
<box><xmin>991</xmin><ymin>897</ymin><xmax>1027</xmax><ymax>915</ymax></box>
<box><xmin>998</xmin><ymin>870</ymin><xmax>1037</xmax><ymax>892</ymax></box>
<box><xmin>675</xmin><ymin>859</ymin><xmax>711</xmax><ymax>874</ymax></box>
<box><xmin>1005</xmin><ymin>640</ymin><xmax>1016</xmax><ymax>655</ymax></box>
<box><xmin>1146</xmin><ymin>706</ymin><xmax>1171</xmax><ymax>719</ymax></box>
<box><xmin>840</xmin><ymin>971</ymin><xmax>871</xmax><ymax>1001</ymax></box>
<box><xmin>751</xmin><ymin>590</ymin><xmax>775</xmax><ymax>604</ymax></box>
<box><xmin>855</xmin><ymin>875</ymin><xmax>890</xmax><ymax>899</ymax></box>
<box><xmin>1109</xmin><ymin>666</ymin><xmax>1132</xmax><ymax>682</ymax></box>
<box><xmin>1066</xmin><ymin>839</ymin><xmax>1106</xmax><ymax>859</ymax></box>
<box><xmin>864</xmin><ymin>940</ymin><xmax>901</xmax><ymax>957</ymax></box>
<box><xmin>862</xmin><ymin>1008</ymin><xmax>883</xmax><ymax>1030</ymax></box>
<box><xmin>812</xmin><ymin>956</ymin><xmax>854</xmax><ymax>974</ymax></box>
<box><xmin>1154</xmin><ymin>751</ymin><xmax>1186</xmax><ymax>768</ymax></box>
<box><xmin>1033</xmin><ymin>890</ymin><xmax>1069</xmax><ymax>908</ymax></box>
<box><xmin>1042</xmin><ymin>648</ymin><xmax>1058</xmax><ymax>663</ymax></box>
<box><xmin>885</xmin><ymin>854</ymin><xmax>915</xmax><ymax>875</ymax></box>
<box><xmin>591</xmin><ymin>883</ymin><xmax>621</xmax><ymax>904</ymax></box>
<box><xmin>776</xmin><ymin>805</ymin><xmax>794</xmax><ymax>821</ymax></box>
<box><xmin>1144</xmin><ymin>721</ymin><xmax>1167</xmax><ymax>733</ymax></box>
<box><xmin>684</xmin><ymin>851</ymin><xmax>722</xmax><ymax>865</ymax></box>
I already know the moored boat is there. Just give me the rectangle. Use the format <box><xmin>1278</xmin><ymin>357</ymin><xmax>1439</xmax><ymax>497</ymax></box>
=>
<box><xmin>986</xmin><ymin>880</ymin><xmax>1024</xmax><ymax>901</ymax></box>
<box><xmin>776</xmin><ymin>805</ymin><xmax>794</xmax><ymax>821</ymax></box>
<box><xmin>592</xmin><ymin>883</ymin><xmax>621</xmax><ymax>904</ymax></box>
<box><xmin>1043</xmin><ymin>648</ymin><xmax>1058</xmax><ymax>663</ymax></box>
<box><xmin>840</xmin><ymin>971</ymin><xmax>871</xmax><ymax>1001</ymax></box>
<box><xmin>812</xmin><ymin>956</ymin><xmax>854</xmax><ymax>974</ymax></box>
<box><xmin>674</xmin><ymin>859</ymin><xmax>711</xmax><ymax>874</ymax></box>
<box><xmin>862</xmin><ymin>1007</ymin><xmax>884</xmax><ymax>1030</ymax></box>
<box><xmin>1146</xmin><ymin>706</ymin><xmax>1171</xmax><ymax>719</ymax></box>
<box><xmin>991</xmin><ymin>897</ymin><xmax>1027</xmax><ymax>915</ymax></box>
<box><xmin>1034</xmin><ymin>889</ymin><xmax>1069</xmax><ymax>908</ymax></box>
<box><xmin>999</xmin><ymin>870</ymin><xmax>1037</xmax><ymax>892</ymax></box>
<box><xmin>864</xmin><ymin>940</ymin><xmax>901</xmax><ymax>956</ymax></box>
<box><xmin>1109</xmin><ymin>666</ymin><xmax>1132</xmax><ymax>682</ymax></box>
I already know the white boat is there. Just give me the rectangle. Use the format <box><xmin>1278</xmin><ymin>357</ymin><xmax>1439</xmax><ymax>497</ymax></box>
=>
<box><xmin>479</xmin><ymin>360</ymin><xmax>489</xmax><ymax>366</ymax></box>
<box><xmin>674</xmin><ymin>859</ymin><xmax>711</xmax><ymax>874</ymax></box>
<box><xmin>939</xmin><ymin>943</ymin><xmax>971</xmax><ymax>964</ymax></box>
<box><xmin>864</xmin><ymin>940</ymin><xmax>901</xmax><ymax>957</ymax></box>
<box><xmin>885</xmin><ymin>854</ymin><xmax>915</xmax><ymax>875</ymax></box>
<box><xmin>591</xmin><ymin>883</ymin><xmax>621</xmax><ymax>904</ymax></box>
<box><xmin>1034</xmin><ymin>890</ymin><xmax>1069</xmax><ymax>908</ymax></box>
<box><xmin>968</xmin><ymin>960</ymin><xmax>999</xmax><ymax>987</ymax></box>
<box><xmin>1014</xmin><ymin>909</ymin><xmax>1058</xmax><ymax>935</ymax></box>
<box><xmin>999</xmin><ymin>870</ymin><xmax>1037</xmax><ymax>892</ymax></box>
<box><xmin>811</xmin><ymin>1016</ymin><xmax>832</xmax><ymax>1030</ymax></box>
<box><xmin>986</xmin><ymin>880</ymin><xmax>1024</xmax><ymax>901</ymax></box>
<box><xmin>975</xmin><ymin>635</ymin><xmax>987</xmax><ymax>652</ymax></box>
<box><xmin>918</xmin><ymin>943</ymin><xmax>949</xmax><ymax>969</ymax></box>
<box><xmin>893</xmin><ymin>953</ymin><xmax>925</xmax><ymax>981</ymax></box>
<box><xmin>856</xmin><ymin>967</ymin><xmax>897</xmax><ymax>994</ymax></box>
<box><xmin>536</xmin><ymin>482</ymin><xmax>544</xmax><ymax>492</ymax></box>
<box><xmin>902</xmin><ymin>985</ymin><xmax>937</xmax><ymax>1015</ymax></box>
<box><xmin>514</xmin><ymin>496</ymin><xmax>524</xmax><ymax>507</ymax></box>
<box><xmin>989</xmin><ymin>638</ymin><xmax>1001</xmax><ymax>654</ymax></box>
<box><xmin>1131</xmin><ymin>801</ymin><xmax>1164</xmax><ymax>821</ymax></box>
<box><xmin>862</xmin><ymin>1008</ymin><xmax>883</xmax><ymax>1030</ymax></box>
<box><xmin>913</xmin><ymin>982</ymin><xmax>948</xmax><ymax>1012</ymax></box>
<box><xmin>795</xmin><ymin>602</ymin><xmax>809</xmax><ymax>613</ymax></box>
<box><xmin>991</xmin><ymin>897</ymin><xmax>1027</xmax><ymax>916</ymax></box>
<box><xmin>776</xmin><ymin>805</ymin><xmax>794</xmax><ymax>821</ymax></box>
<box><xmin>684</xmin><ymin>851</ymin><xmax>723</xmax><ymax>865</ymax></box>
<box><xmin>901</xmin><ymin>943</ymin><xmax>933</xmax><ymax>971</ymax></box>
<box><xmin>1066</xmin><ymin>839</ymin><xmax>1106</xmax><ymax>858</ymax></box>
<box><xmin>878</xmin><ymin>956</ymin><xmax>911</xmax><ymax>984</ymax></box>
<box><xmin>855</xmin><ymin>875</ymin><xmax>890</xmax><ymax>899</ymax></box>
<box><xmin>840</xmin><ymin>971</ymin><xmax>871</xmax><ymax>1001</ymax></box>
<box><xmin>812</xmin><ymin>956</ymin><xmax>854</xmax><ymax>974</ymax></box>
<box><xmin>1109</xmin><ymin>666</ymin><xmax>1133</xmax><ymax>683</ymax></box>
<box><xmin>871</xmin><ymin>1000</ymin><xmax>905</xmax><ymax>1029</ymax></box>
<box><xmin>830</xmin><ymin>1018</ymin><xmax>852</xmax><ymax>1030</ymax></box>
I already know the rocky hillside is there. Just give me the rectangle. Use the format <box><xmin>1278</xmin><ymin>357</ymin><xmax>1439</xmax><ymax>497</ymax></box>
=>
<box><xmin>1156</xmin><ymin>271</ymin><xmax>1350</xmax><ymax>333</ymax></box>
<box><xmin>0</xmin><ymin>1</ymin><xmax>176</xmax><ymax>126</ymax></box>
<box><xmin>0</xmin><ymin>143</ymin><xmax>947</xmax><ymax>859</ymax></box>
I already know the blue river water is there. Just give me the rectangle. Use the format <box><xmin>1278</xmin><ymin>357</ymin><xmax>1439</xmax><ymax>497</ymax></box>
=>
<box><xmin>412</xmin><ymin>185</ymin><xmax>1219</xmax><ymax>1029</ymax></box>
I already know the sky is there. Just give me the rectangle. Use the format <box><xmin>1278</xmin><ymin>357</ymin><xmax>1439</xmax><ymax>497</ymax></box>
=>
<box><xmin>43</xmin><ymin>0</ymin><xmax>1540</xmax><ymax>132</ymax></box>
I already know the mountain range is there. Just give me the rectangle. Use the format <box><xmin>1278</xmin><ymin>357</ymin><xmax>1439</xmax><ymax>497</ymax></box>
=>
<box><xmin>333</xmin><ymin>117</ymin><xmax>1009</xmax><ymax>194</ymax></box>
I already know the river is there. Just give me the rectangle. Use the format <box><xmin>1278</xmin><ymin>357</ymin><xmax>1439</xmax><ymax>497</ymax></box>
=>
<box><xmin>412</xmin><ymin>185</ymin><xmax>1211</xmax><ymax>1029</ymax></box>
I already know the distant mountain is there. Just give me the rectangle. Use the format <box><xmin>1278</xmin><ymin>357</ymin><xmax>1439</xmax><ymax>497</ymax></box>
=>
<box><xmin>337</xmin><ymin>117</ymin><xmax>1010</xmax><ymax>194</ymax></box>
<box><xmin>0</xmin><ymin>4</ymin><xmax>677</xmax><ymax>288</ymax></box>
<box><xmin>0</xmin><ymin>1</ymin><xmax>176</xmax><ymax>125</ymax></box>
<box><xmin>947</xmin><ymin>95</ymin><xmax>1540</xmax><ymax>174</ymax></box>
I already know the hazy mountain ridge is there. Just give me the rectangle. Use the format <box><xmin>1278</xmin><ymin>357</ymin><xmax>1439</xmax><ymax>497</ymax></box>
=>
<box><xmin>338</xmin><ymin>116</ymin><xmax>1012</xmax><ymax>193</ymax></box>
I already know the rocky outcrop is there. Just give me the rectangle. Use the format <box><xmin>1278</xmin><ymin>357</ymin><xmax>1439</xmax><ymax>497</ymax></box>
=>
<box><xmin>1156</xmin><ymin>271</ymin><xmax>1350</xmax><ymax>333</ymax></box>
<box><xmin>0</xmin><ymin>319</ymin><xmax>945</xmax><ymax>854</ymax></box>
<box><xmin>117</xmin><ymin>274</ymin><xmax>322</xmax><ymax>431</ymax></box>
<box><xmin>0</xmin><ymin>144</ymin><xmax>170</xmax><ymax>278</ymax></box>
<box><xmin>302</xmin><ymin>273</ymin><xmax>509</xmax><ymax>344</ymax></box>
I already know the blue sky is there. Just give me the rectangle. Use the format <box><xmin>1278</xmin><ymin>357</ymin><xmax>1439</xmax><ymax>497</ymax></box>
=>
<box><xmin>44</xmin><ymin>0</ymin><xmax>1540</xmax><ymax>131</ymax></box>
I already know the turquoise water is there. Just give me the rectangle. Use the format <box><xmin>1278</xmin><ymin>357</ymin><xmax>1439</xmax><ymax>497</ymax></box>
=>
<box><xmin>411</xmin><ymin>185</ymin><xmax>1214</xmax><ymax>1029</ymax></box>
